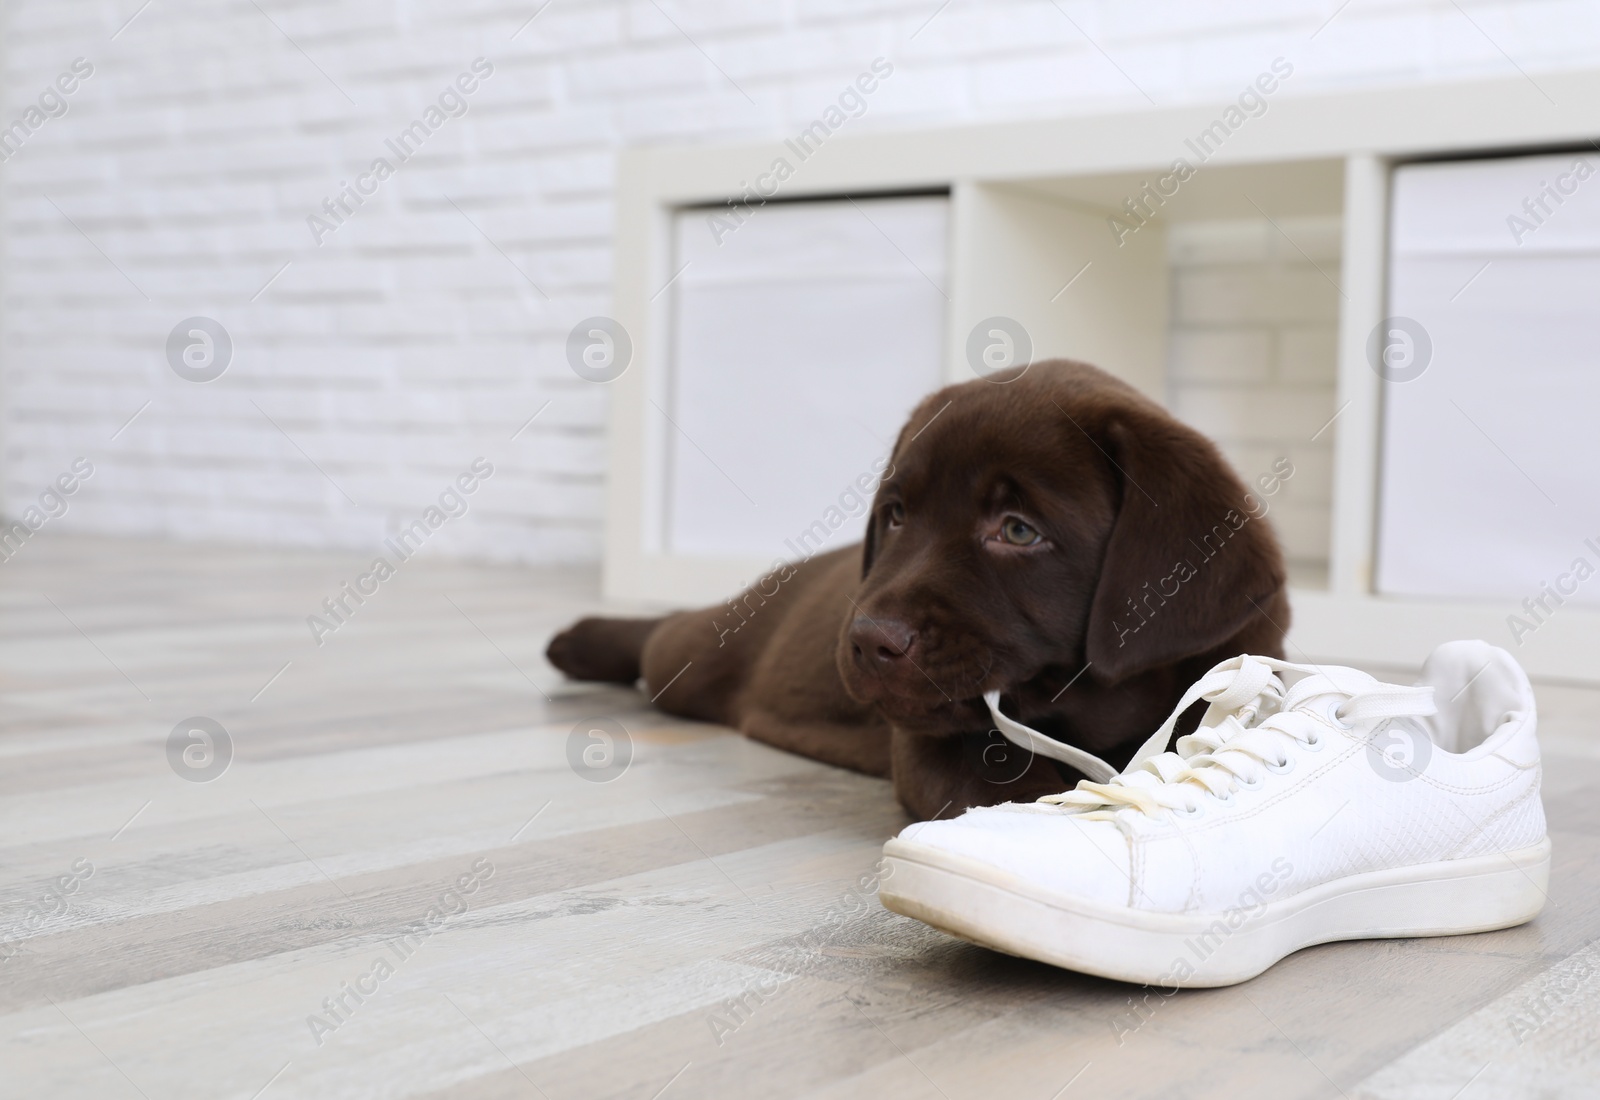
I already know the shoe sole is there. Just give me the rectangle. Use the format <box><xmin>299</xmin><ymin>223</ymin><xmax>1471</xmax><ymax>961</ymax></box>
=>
<box><xmin>879</xmin><ymin>835</ymin><xmax>1551</xmax><ymax>987</ymax></box>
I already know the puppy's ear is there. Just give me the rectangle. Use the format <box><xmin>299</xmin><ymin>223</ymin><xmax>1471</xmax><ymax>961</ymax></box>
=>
<box><xmin>1084</xmin><ymin>414</ymin><xmax>1287</xmax><ymax>684</ymax></box>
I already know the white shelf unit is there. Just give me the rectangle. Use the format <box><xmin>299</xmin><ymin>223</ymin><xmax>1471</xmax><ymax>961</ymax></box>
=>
<box><xmin>607</xmin><ymin>69</ymin><xmax>1600</xmax><ymax>683</ymax></box>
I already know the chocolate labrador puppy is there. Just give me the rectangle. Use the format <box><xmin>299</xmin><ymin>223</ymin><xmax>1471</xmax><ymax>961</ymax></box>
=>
<box><xmin>547</xmin><ymin>359</ymin><xmax>1290</xmax><ymax>820</ymax></box>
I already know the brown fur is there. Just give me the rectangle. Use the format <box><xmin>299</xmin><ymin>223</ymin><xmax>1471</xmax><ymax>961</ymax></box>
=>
<box><xmin>547</xmin><ymin>360</ymin><xmax>1290</xmax><ymax>820</ymax></box>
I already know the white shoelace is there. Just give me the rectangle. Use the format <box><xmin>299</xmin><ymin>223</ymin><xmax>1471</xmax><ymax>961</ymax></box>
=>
<box><xmin>989</xmin><ymin>655</ymin><xmax>1437</xmax><ymax>821</ymax></box>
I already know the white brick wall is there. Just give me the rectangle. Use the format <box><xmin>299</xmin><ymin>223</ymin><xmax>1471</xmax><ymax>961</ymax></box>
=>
<box><xmin>2</xmin><ymin>0</ymin><xmax>1596</xmax><ymax>564</ymax></box>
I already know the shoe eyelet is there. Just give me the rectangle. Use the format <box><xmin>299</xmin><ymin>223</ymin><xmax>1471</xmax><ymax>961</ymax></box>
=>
<box><xmin>1238</xmin><ymin>773</ymin><xmax>1264</xmax><ymax>790</ymax></box>
<box><xmin>1265</xmin><ymin>754</ymin><xmax>1294</xmax><ymax>774</ymax></box>
<box><xmin>1326</xmin><ymin>701</ymin><xmax>1355</xmax><ymax>730</ymax></box>
<box><xmin>1302</xmin><ymin>732</ymin><xmax>1325</xmax><ymax>752</ymax></box>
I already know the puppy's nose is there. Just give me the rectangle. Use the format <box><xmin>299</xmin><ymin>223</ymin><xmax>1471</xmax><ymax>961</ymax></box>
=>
<box><xmin>849</xmin><ymin>616</ymin><xmax>919</xmax><ymax>667</ymax></box>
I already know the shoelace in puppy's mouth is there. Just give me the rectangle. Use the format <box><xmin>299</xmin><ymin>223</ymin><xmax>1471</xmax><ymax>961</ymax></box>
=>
<box><xmin>1041</xmin><ymin>655</ymin><xmax>1437</xmax><ymax>821</ymax></box>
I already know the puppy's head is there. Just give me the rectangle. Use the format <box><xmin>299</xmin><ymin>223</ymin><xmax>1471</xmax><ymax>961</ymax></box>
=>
<box><xmin>837</xmin><ymin>359</ymin><xmax>1286</xmax><ymax>734</ymax></box>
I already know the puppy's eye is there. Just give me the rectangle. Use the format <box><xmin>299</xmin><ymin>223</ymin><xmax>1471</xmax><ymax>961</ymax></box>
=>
<box><xmin>886</xmin><ymin>502</ymin><xmax>905</xmax><ymax>528</ymax></box>
<box><xmin>1000</xmin><ymin>517</ymin><xmax>1041</xmax><ymax>546</ymax></box>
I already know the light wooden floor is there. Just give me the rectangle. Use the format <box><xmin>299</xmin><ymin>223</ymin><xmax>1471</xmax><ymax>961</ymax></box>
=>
<box><xmin>2</xmin><ymin>535</ymin><xmax>1598</xmax><ymax>1100</ymax></box>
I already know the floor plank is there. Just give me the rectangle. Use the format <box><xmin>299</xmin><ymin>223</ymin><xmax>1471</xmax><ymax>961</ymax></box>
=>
<box><xmin>1</xmin><ymin>534</ymin><xmax>1596</xmax><ymax>1099</ymax></box>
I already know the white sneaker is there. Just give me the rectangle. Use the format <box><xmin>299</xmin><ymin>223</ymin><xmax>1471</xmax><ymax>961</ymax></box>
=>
<box><xmin>879</xmin><ymin>641</ymin><xmax>1551</xmax><ymax>987</ymax></box>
